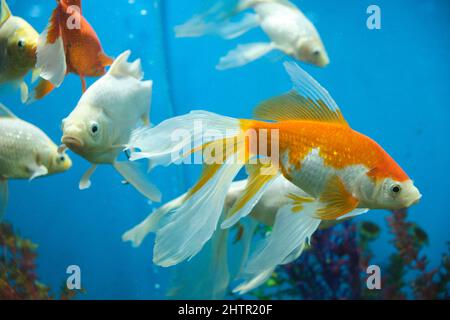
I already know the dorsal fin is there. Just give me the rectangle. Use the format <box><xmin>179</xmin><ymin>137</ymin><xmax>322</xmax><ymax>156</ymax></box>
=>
<box><xmin>253</xmin><ymin>62</ymin><xmax>348</xmax><ymax>126</ymax></box>
<box><xmin>108</xmin><ymin>50</ymin><xmax>143</xmax><ymax>80</ymax></box>
<box><xmin>0</xmin><ymin>0</ymin><xmax>11</xmax><ymax>27</ymax></box>
<box><xmin>0</xmin><ymin>103</ymin><xmax>17</xmax><ymax>118</ymax></box>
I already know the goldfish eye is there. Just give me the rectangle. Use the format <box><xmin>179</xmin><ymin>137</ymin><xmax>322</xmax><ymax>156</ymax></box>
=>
<box><xmin>90</xmin><ymin>122</ymin><xmax>99</xmax><ymax>135</ymax></box>
<box><xmin>391</xmin><ymin>185</ymin><xmax>401</xmax><ymax>194</ymax></box>
<box><xmin>17</xmin><ymin>39</ymin><xmax>25</xmax><ymax>49</ymax></box>
<box><xmin>59</xmin><ymin>155</ymin><xmax>65</xmax><ymax>162</ymax></box>
<box><xmin>313</xmin><ymin>50</ymin><xmax>321</xmax><ymax>56</ymax></box>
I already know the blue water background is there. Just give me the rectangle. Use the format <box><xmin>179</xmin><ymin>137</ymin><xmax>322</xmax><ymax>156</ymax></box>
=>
<box><xmin>3</xmin><ymin>0</ymin><xmax>449</xmax><ymax>299</ymax></box>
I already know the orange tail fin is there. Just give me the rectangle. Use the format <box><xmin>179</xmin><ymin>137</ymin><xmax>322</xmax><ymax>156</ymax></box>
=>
<box><xmin>26</xmin><ymin>79</ymin><xmax>56</xmax><ymax>104</ymax></box>
<box><xmin>99</xmin><ymin>53</ymin><xmax>114</xmax><ymax>67</ymax></box>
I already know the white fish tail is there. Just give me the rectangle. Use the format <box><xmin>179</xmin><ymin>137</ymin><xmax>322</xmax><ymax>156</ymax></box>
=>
<box><xmin>129</xmin><ymin>111</ymin><xmax>246</xmax><ymax>267</ymax></box>
<box><xmin>167</xmin><ymin>226</ymin><xmax>230</xmax><ymax>299</ymax></box>
<box><xmin>174</xmin><ymin>0</ymin><xmax>270</xmax><ymax>39</ymax></box>
<box><xmin>122</xmin><ymin>194</ymin><xmax>185</xmax><ymax>248</ymax></box>
<box><xmin>153</xmin><ymin>160</ymin><xmax>243</xmax><ymax>267</ymax></box>
<box><xmin>166</xmin><ymin>185</ymin><xmax>259</xmax><ymax>299</ymax></box>
<box><xmin>129</xmin><ymin>110</ymin><xmax>240</xmax><ymax>168</ymax></box>
<box><xmin>234</xmin><ymin>199</ymin><xmax>321</xmax><ymax>294</ymax></box>
<box><xmin>216</xmin><ymin>42</ymin><xmax>275</xmax><ymax>70</ymax></box>
<box><xmin>129</xmin><ymin>110</ymin><xmax>279</xmax><ymax>269</ymax></box>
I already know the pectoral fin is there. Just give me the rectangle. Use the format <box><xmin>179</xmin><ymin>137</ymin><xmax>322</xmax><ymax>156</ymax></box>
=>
<box><xmin>79</xmin><ymin>165</ymin><xmax>97</xmax><ymax>190</ymax></box>
<box><xmin>216</xmin><ymin>42</ymin><xmax>275</xmax><ymax>70</ymax></box>
<box><xmin>29</xmin><ymin>164</ymin><xmax>48</xmax><ymax>180</ymax></box>
<box><xmin>27</xmin><ymin>79</ymin><xmax>56</xmax><ymax>104</ymax></box>
<box><xmin>20</xmin><ymin>81</ymin><xmax>29</xmax><ymax>104</ymax></box>
<box><xmin>0</xmin><ymin>178</ymin><xmax>8</xmax><ymax>220</ymax></box>
<box><xmin>113</xmin><ymin>161</ymin><xmax>161</xmax><ymax>202</ymax></box>
<box><xmin>315</xmin><ymin>175</ymin><xmax>360</xmax><ymax>220</ymax></box>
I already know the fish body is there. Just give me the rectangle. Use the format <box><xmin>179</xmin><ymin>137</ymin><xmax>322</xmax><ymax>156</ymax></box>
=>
<box><xmin>0</xmin><ymin>103</ymin><xmax>72</xmax><ymax>217</ymax></box>
<box><xmin>57</xmin><ymin>0</ymin><xmax>111</xmax><ymax>79</ymax></box>
<box><xmin>61</xmin><ymin>50</ymin><xmax>160</xmax><ymax>202</ymax></box>
<box><xmin>33</xmin><ymin>0</ymin><xmax>112</xmax><ymax>101</ymax></box>
<box><xmin>128</xmin><ymin>62</ymin><xmax>421</xmax><ymax>282</ymax></box>
<box><xmin>175</xmin><ymin>0</ymin><xmax>329</xmax><ymax>69</ymax></box>
<box><xmin>251</xmin><ymin>1</ymin><xmax>328</xmax><ymax>66</ymax></box>
<box><xmin>242</xmin><ymin>118</ymin><xmax>416</xmax><ymax>212</ymax></box>
<box><xmin>0</xmin><ymin>0</ymin><xmax>39</xmax><ymax>102</ymax></box>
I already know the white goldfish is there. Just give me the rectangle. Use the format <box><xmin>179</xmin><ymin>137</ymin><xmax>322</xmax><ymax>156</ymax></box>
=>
<box><xmin>60</xmin><ymin>50</ymin><xmax>161</xmax><ymax>202</ymax></box>
<box><xmin>0</xmin><ymin>103</ymin><xmax>72</xmax><ymax>218</ymax></box>
<box><xmin>0</xmin><ymin>0</ymin><xmax>39</xmax><ymax>103</ymax></box>
<box><xmin>175</xmin><ymin>0</ymin><xmax>329</xmax><ymax>70</ymax></box>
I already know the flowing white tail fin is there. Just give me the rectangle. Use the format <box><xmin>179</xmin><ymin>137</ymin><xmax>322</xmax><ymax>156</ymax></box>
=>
<box><xmin>216</xmin><ymin>42</ymin><xmax>275</xmax><ymax>70</ymax></box>
<box><xmin>234</xmin><ymin>197</ymin><xmax>321</xmax><ymax>294</ymax></box>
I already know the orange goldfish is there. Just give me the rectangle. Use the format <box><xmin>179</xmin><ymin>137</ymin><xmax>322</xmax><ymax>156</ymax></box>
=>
<box><xmin>127</xmin><ymin>62</ymin><xmax>421</xmax><ymax>281</ymax></box>
<box><xmin>31</xmin><ymin>0</ymin><xmax>112</xmax><ymax>102</ymax></box>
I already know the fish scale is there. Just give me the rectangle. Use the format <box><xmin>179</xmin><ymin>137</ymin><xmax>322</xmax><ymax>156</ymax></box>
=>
<box><xmin>0</xmin><ymin>117</ymin><xmax>53</xmax><ymax>179</ymax></box>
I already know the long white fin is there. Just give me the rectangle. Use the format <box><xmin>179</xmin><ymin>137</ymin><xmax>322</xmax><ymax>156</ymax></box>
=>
<box><xmin>113</xmin><ymin>161</ymin><xmax>162</xmax><ymax>202</ymax></box>
<box><xmin>174</xmin><ymin>0</ymin><xmax>240</xmax><ymax>38</ymax></box>
<box><xmin>222</xmin><ymin>167</ymin><xmax>280</xmax><ymax>228</ymax></box>
<box><xmin>129</xmin><ymin>110</ymin><xmax>239</xmax><ymax>169</ymax></box>
<box><xmin>167</xmin><ymin>227</ymin><xmax>230</xmax><ymax>299</ymax></box>
<box><xmin>122</xmin><ymin>194</ymin><xmax>185</xmax><ymax>247</ymax></box>
<box><xmin>217</xmin><ymin>42</ymin><xmax>275</xmax><ymax>70</ymax></box>
<box><xmin>176</xmin><ymin>12</ymin><xmax>259</xmax><ymax>40</ymax></box>
<box><xmin>79</xmin><ymin>165</ymin><xmax>97</xmax><ymax>190</ymax></box>
<box><xmin>235</xmin><ymin>199</ymin><xmax>321</xmax><ymax>293</ymax></box>
<box><xmin>153</xmin><ymin>161</ymin><xmax>243</xmax><ymax>267</ymax></box>
<box><xmin>36</xmin><ymin>8</ymin><xmax>67</xmax><ymax>87</ymax></box>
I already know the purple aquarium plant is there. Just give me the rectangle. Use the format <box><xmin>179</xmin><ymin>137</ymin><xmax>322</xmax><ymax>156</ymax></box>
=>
<box><xmin>246</xmin><ymin>209</ymin><xmax>449</xmax><ymax>300</ymax></box>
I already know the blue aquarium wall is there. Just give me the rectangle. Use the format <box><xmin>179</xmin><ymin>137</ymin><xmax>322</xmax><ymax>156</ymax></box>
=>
<box><xmin>2</xmin><ymin>0</ymin><xmax>449</xmax><ymax>299</ymax></box>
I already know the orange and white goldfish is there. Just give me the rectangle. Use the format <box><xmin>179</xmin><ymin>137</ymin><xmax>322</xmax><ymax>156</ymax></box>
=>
<box><xmin>127</xmin><ymin>62</ymin><xmax>421</xmax><ymax>277</ymax></box>
<box><xmin>175</xmin><ymin>0</ymin><xmax>329</xmax><ymax>70</ymax></box>
<box><xmin>0</xmin><ymin>0</ymin><xmax>39</xmax><ymax>103</ymax></box>
<box><xmin>31</xmin><ymin>0</ymin><xmax>112</xmax><ymax>102</ymax></box>
<box><xmin>0</xmin><ymin>103</ymin><xmax>72</xmax><ymax>219</ymax></box>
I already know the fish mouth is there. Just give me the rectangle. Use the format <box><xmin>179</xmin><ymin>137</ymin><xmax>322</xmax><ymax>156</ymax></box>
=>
<box><xmin>404</xmin><ymin>193</ymin><xmax>422</xmax><ymax>208</ymax></box>
<box><xmin>62</xmin><ymin>136</ymin><xmax>84</xmax><ymax>149</ymax></box>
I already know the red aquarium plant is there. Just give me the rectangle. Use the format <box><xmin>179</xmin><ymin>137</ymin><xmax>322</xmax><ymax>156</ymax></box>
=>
<box><xmin>0</xmin><ymin>222</ymin><xmax>79</xmax><ymax>300</ymax></box>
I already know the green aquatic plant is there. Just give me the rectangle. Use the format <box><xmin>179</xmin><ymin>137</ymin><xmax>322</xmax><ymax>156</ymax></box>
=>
<box><xmin>246</xmin><ymin>209</ymin><xmax>449</xmax><ymax>300</ymax></box>
<box><xmin>0</xmin><ymin>222</ymin><xmax>80</xmax><ymax>300</ymax></box>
